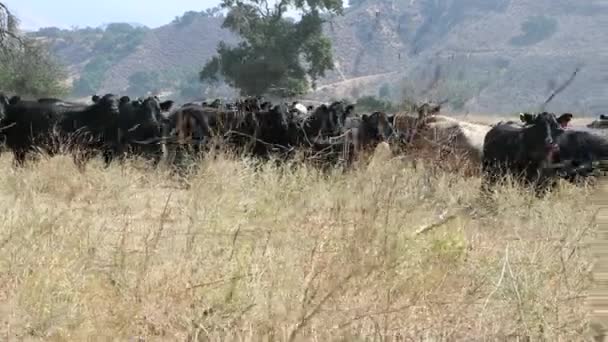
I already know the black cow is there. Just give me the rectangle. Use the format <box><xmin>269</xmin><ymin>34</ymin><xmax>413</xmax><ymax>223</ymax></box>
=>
<box><xmin>520</xmin><ymin>112</ymin><xmax>608</xmax><ymax>180</ymax></box>
<box><xmin>252</xmin><ymin>103</ymin><xmax>293</xmax><ymax>157</ymax></box>
<box><xmin>550</xmin><ymin>130</ymin><xmax>608</xmax><ymax>181</ymax></box>
<box><xmin>345</xmin><ymin>112</ymin><xmax>395</xmax><ymax>148</ymax></box>
<box><xmin>481</xmin><ymin>112</ymin><xmax>564</xmax><ymax>196</ymax></box>
<box><xmin>162</xmin><ymin>103</ymin><xmax>214</xmax><ymax>158</ymax></box>
<box><xmin>116</xmin><ymin>96</ymin><xmax>173</xmax><ymax>164</ymax></box>
<box><xmin>300</xmin><ymin>103</ymin><xmax>355</xmax><ymax>143</ymax></box>
<box><xmin>1</xmin><ymin>94</ymin><xmax>121</xmax><ymax>167</ymax></box>
<box><xmin>520</xmin><ymin>112</ymin><xmax>573</xmax><ymax>128</ymax></box>
<box><xmin>341</xmin><ymin>111</ymin><xmax>396</xmax><ymax>164</ymax></box>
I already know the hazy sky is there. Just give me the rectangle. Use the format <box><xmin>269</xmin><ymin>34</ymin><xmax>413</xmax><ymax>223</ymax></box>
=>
<box><xmin>6</xmin><ymin>0</ymin><xmax>349</xmax><ymax>31</ymax></box>
<box><xmin>5</xmin><ymin>0</ymin><xmax>226</xmax><ymax>30</ymax></box>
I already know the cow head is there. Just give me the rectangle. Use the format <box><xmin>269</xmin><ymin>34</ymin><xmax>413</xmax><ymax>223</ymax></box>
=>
<box><xmin>557</xmin><ymin>113</ymin><xmax>573</xmax><ymax>128</ymax></box>
<box><xmin>137</xmin><ymin>97</ymin><xmax>174</xmax><ymax>135</ymax></box>
<box><xmin>522</xmin><ymin>112</ymin><xmax>563</xmax><ymax>161</ymax></box>
<box><xmin>93</xmin><ymin>94</ymin><xmax>120</xmax><ymax>116</ymax></box>
<box><xmin>519</xmin><ymin>112</ymin><xmax>535</xmax><ymax>125</ymax></box>
<box><xmin>8</xmin><ymin>95</ymin><xmax>20</xmax><ymax>105</ymax></box>
<box><xmin>119</xmin><ymin>96</ymin><xmax>131</xmax><ymax>105</ymax></box>
<box><xmin>362</xmin><ymin>111</ymin><xmax>396</xmax><ymax>143</ymax></box>
<box><xmin>254</xmin><ymin>104</ymin><xmax>291</xmax><ymax>146</ymax></box>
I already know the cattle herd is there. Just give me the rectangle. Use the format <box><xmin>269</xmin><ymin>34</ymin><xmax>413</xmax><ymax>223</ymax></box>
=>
<box><xmin>1</xmin><ymin>92</ymin><xmax>608</xmax><ymax>197</ymax></box>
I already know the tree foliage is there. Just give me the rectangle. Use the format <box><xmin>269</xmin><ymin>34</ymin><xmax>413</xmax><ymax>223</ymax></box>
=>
<box><xmin>0</xmin><ymin>3</ymin><xmax>69</xmax><ymax>97</ymax></box>
<box><xmin>0</xmin><ymin>39</ymin><xmax>69</xmax><ymax>97</ymax></box>
<box><xmin>200</xmin><ymin>0</ymin><xmax>343</xmax><ymax>97</ymax></box>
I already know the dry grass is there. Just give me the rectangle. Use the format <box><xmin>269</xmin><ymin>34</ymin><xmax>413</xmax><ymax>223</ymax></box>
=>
<box><xmin>0</xmin><ymin>148</ymin><xmax>600</xmax><ymax>341</ymax></box>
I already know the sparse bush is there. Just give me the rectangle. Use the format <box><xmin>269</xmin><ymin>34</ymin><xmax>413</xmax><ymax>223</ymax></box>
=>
<box><xmin>0</xmin><ymin>39</ymin><xmax>70</xmax><ymax>97</ymax></box>
<box><xmin>356</xmin><ymin>95</ymin><xmax>397</xmax><ymax>112</ymax></box>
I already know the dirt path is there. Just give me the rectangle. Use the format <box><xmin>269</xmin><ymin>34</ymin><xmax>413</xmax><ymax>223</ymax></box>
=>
<box><xmin>313</xmin><ymin>71</ymin><xmax>401</xmax><ymax>91</ymax></box>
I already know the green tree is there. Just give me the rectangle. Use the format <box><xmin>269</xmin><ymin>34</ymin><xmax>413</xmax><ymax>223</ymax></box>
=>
<box><xmin>0</xmin><ymin>3</ymin><xmax>69</xmax><ymax>97</ymax></box>
<box><xmin>200</xmin><ymin>0</ymin><xmax>343</xmax><ymax>97</ymax></box>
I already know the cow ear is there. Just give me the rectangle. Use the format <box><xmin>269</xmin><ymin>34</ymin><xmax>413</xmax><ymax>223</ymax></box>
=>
<box><xmin>345</xmin><ymin>104</ymin><xmax>355</xmax><ymax>115</ymax></box>
<box><xmin>160</xmin><ymin>100</ymin><xmax>174</xmax><ymax>111</ymax></box>
<box><xmin>519</xmin><ymin>113</ymin><xmax>526</xmax><ymax>123</ymax></box>
<box><xmin>120</xmin><ymin>96</ymin><xmax>131</xmax><ymax>104</ymax></box>
<box><xmin>8</xmin><ymin>95</ymin><xmax>20</xmax><ymax>105</ymax></box>
<box><xmin>92</xmin><ymin>95</ymin><xmax>100</xmax><ymax>103</ymax></box>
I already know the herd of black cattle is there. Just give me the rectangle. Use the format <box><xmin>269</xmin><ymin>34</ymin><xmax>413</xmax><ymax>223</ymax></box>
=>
<box><xmin>0</xmin><ymin>92</ymin><xmax>607</xmax><ymax>197</ymax></box>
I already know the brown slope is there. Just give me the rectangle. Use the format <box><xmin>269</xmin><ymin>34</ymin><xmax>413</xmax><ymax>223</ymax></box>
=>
<box><xmin>98</xmin><ymin>16</ymin><xmax>238</xmax><ymax>94</ymax></box>
<box><xmin>34</xmin><ymin>0</ymin><xmax>608</xmax><ymax>114</ymax></box>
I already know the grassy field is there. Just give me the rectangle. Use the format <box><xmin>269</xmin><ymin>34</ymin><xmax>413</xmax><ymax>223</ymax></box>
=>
<box><xmin>0</xmin><ymin>146</ymin><xmax>601</xmax><ymax>341</ymax></box>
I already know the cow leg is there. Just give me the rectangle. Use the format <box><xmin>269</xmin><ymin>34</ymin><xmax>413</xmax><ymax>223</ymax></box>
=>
<box><xmin>13</xmin><ymin>149</ymin><xmax>27</xmax><ymax>167</ymax></box>
<box><xmin>103</xmin><ymin>149</ymin><xmax>114</xmax><ymax>168</ymax></box>
<box><xmin>480</xmin><ymin>162</ymin><xmax>500</xmax><ymax>196</ymax></box>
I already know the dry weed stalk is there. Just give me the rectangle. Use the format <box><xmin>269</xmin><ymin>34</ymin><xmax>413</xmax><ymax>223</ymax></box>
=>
<box><xmin>0</xmin><ymin>149</ymin><xmax>598</xmax><ymax>340</ymax></box>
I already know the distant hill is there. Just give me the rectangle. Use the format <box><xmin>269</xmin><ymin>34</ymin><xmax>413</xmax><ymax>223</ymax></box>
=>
<box><xmin>26</xmin><ymin>0</ymin><xmax>608</xmax><ymax>114</ymax></box>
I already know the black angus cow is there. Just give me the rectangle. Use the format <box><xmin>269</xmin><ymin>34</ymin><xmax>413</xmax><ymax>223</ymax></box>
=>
<box><xmin>587</xmin><ymin>115</ymin><xmax>608</xmax><ymax>129</ymax></box>
<box><xmin>0</xmin><ymin>95</ymin><xmax>87</xmax><ymax>165</ymax></box>
<box><xmin>161</xmin><ymin>103</ymin><xmax>215</xmax><ymax>161</ymax></box>
<box><xmin>481</xmin><ymin>112</ymin><xmax>564</xmax><ymax>196</ymax></box>
<box><xmin>210</xmin><ymin>102</ymin><xmax>293</xmax><ymax>158</ymax></box>
<box><xmin>297</xmin><ymin>102</ymin><xmax>355</xmax><ymax>145</ymax></box>
<box><xmin>116</xmin><ymin>96</ymin><xmax>174</xmax><ymax>164</ymax></box>
<box><xmin>1</xmin><ymin>94</ymin><xmax>121</xmax><ymax>167</ymax></box>
<box><xmin>339</xmin><ymin>111</ymin><xmax>397</xmax><ymax>165</ymax></box>
<box><xmin>520</xmin><ymin>112</ymin><xmax>573</xmax><ymax>128</ymax></box>
<box><xmin>344</xmin><ymin>111</ymin><xmax>395</xmax><ymax>152</ymax></box>
<box><xmin>251</xmin><ymin>103</ymin><xmax>293</xmax><ymax>157</ymax></box>
<box><xmin>520</xmin><ymin>112</ymin><xmax>608</xmax><ymax>181</ymax></box>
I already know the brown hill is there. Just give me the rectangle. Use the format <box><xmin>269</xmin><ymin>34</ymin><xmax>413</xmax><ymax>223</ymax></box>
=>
<box><xmin>29</xmin><ymin>0</ymin><xmax>608</xmax><ymax>114</ymax></box>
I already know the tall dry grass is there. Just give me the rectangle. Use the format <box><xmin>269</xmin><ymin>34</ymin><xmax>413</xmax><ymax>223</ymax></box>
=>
<box><xmin>0</xmin><ymin>149</ymin><xmax>600</xmax><ymax>341</ymax></box>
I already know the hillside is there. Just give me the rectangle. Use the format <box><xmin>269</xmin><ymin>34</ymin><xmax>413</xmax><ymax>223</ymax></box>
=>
<box><xmin>27</xmin><ymin>0</ymin><xmax>608</xmax><ymax>114</ymax></box>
